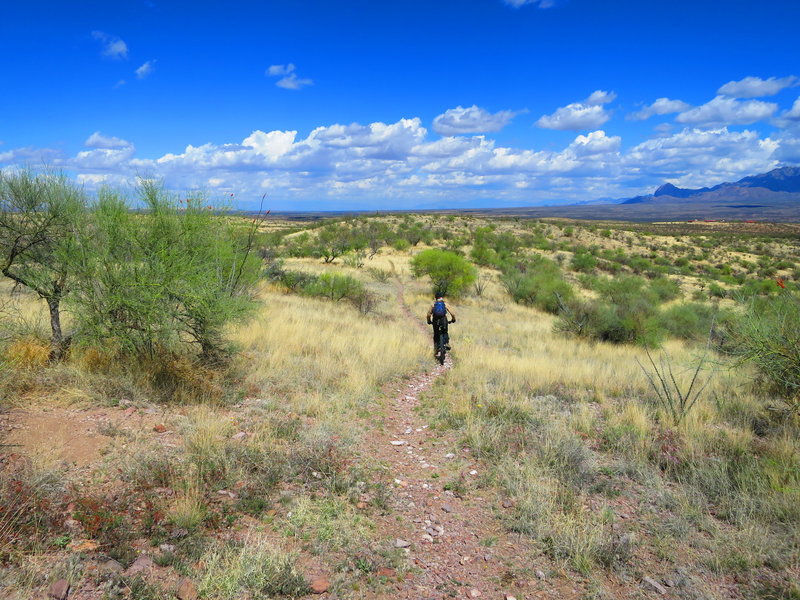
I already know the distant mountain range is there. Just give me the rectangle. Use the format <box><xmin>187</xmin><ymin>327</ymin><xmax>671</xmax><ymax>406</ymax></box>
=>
<box><xmin>261</xmin><ymin>166</ymin><xmax>800</xmax><ymax>222</ymax></box>
<box><xmin>455</xmin><ymin>166</ymin><xmax>800</xmax><ymax>221</ymax></box>
<box><xmin>621</xmin><ymin>166</ymin><xmax>800</xmax><ymax>207</ymax></box>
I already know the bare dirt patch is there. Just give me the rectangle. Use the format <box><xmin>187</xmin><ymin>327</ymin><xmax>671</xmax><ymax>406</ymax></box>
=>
<box><xmin>1</xmin><ymin>405</ymin><xmax>160</xmax><ymax>467</ymax></box>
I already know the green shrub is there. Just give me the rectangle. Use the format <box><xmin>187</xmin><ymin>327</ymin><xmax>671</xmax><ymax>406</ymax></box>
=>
<box><xmin>500</xmin><ymin>256</ymin><xmax>573</xmax><ymax>314</ymax></box>
<box><xmin>556</xmin><ymin>276</ymin><xmax>667</xmax><ymax>347</ymax></box>
<box><xmin>70</xmin><ymin>183</ymin><xmax>260</xmax><ymax>361</ymax></box>
<box><xmin>650</xmin><ymin>277</ymin><xmax>681</xmax><ymax>302</ymax></box>
<box><xmin>708</xmin><ymin>282</ymin><xmax>726</xmax><ymax>298</ymax></box>
<box><xmin>410</xmin><ymin>248</ymin><xmax>477</xmax><ymax>297</ymax></box>
<box><xmin>727</xmin><ymin>292</ymin><xmax>800</xmax><ymax>410</ymax></box>
<box><xmin>571</xmin><ymin>251</ymin><xmax>598</xmax><ymax>273</ymax></box>
<box><xmin>659</xmin><ymin>302</ymin><xmax>717</xmax><ymax>340</ymax></box>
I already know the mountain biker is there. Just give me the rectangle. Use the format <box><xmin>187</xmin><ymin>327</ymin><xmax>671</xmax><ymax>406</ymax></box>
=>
<box><xmin>426</xmin><ymin>296</ymin><xmax>456</xmax><ymax>353</ymax></box>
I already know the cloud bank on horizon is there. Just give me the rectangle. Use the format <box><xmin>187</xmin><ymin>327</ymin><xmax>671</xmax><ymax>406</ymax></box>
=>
<box><xmin>3</xmin><ymin>75</ymin><xmax>800</xmax><ymax>209</ymax></box>
<box><xmin>1</xmin><ymin>0</ymin><xmax>799</xmax><ymax>210</ymax></box>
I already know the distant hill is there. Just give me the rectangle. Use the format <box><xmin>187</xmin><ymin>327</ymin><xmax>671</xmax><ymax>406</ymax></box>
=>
<box><xmin>622</xmin><ymin>166</ymin><xmax>800</xmax><ymax>205</ymax></box>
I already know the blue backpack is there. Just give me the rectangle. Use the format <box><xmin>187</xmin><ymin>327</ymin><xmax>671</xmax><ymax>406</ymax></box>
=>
<box><xmin>432</xmin><ymin>300</ymin><xmax>447</xmax><ymax>318</ymax></box>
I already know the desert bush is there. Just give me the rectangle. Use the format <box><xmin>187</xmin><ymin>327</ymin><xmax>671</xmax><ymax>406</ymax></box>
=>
<box><xmin>342</xmin><ymin>249</ymin><xmax>367</xmax><ymax>268</ymax></box>
<box><xmin>571</xmin><ymin>250</ymin><xmax>597</xmax><ymax>273</ymax></box>
<box><xmin>658</xmin><ymin>302</ymin><xmax>717</xmax><ymax>341</ymax></box>
<box><xmin>708</xmin><ymin>282</ymin><xmax>726</xmax><ymax>298</ymax></box>
<box><xmin>70</xmin><ymin>183</ymin><xmax>261</xmax><ymax>361</ymax></box>
<box><xmin>410</xmin><ymin>248</ymin><xmax>477</xmax><ymax>297</ymax></box>
<box><xmin>556</xmin><ymin>295</ymin><xmax>665</xmax><ymax>347</ymax></box>
<box><xmin>366</xmin><ymin>266</ymin><xmax>392</xmax><ymax>283</ymax></box>
<box><xmin>649</xmin><ymin>277</ymin><xmax>681</xmax><ymax>302</ymax></box>
<box><xmin>272</xmin><ymin>269</ymin><xmax>376</xmax><ymax>313</ymax></box>
<box><xmin>738</xmin><ymin>278</ymin><xmax>780</xmax><ymax>298</ymax></box>
<box><xmin>501</xmin><ymin>256</ymin><xmax>573</xmax><ymax>314</ymax></box>
<box><xmin>727</xmin><ymin>291</ymin><xmax>800</xmax><ymax>411</ymax></box>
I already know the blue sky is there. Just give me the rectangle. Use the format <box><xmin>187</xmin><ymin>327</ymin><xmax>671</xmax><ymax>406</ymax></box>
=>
<box><xmin>2</xmin><ymin>0</ymin><xmax>800</xmax><ymax>210</ymax></box>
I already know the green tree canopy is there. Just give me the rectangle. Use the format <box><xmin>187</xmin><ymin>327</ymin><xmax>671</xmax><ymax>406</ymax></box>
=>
<box><xmin>410</xmin><ymin>248</ymin><xmax>477</xmax><ymax>298</ymax></box>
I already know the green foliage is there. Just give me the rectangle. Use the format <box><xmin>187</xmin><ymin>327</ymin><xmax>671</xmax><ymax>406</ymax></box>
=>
<box><xmin>728</xmin><ymin>291</ymin><xmax>800</xmax><ymax>411</ymax></box>
<box><xmin>70</xmin><ymin>182</ymin><xmax>261</xmax><ymax>360</ymax></box>
<box><xmin>658</xmin><ymin>302</ymin><xmax>718</xmax><ymax>340</ymax></box>
<box><xmin>268</xmin><ymin>267</ymin><xmax>376</xmax><ymax>314</ymax></box>
<box><xmin>500</xmin><ymin>256</ymin><xmax>573</xmax><ymax>314</ymax></box>
<box><xmin>313</xmin><ymin>222</ymin><xmax>367</xmax><ymax>263</ymax></box>
<box><xmin>410</xmin><ymin>248</ymin><xmax>477</xmax><ymax>297</ymax></box>
<box><xmin>649</xmin><ymin>277</ymin><xmax>681</xmax><ymax>302</ymax></box>
<box><xmin>738</xmin><ymin>278</ymin><xmax>780</xmax><ymax>298</ymax></box>
<box><xmin>570</xmin><ymin>250</ymin><xmax>598</xmax><ymax>273</ymax></box>
<box><xmin>556</xmin><ymin>276</ymin><xmax>668</xmax><ymax>347</ymax></box>
<box><xmin>708</xmin><ymin>282</ymin><xmax>726</xmax><ymax>298</ymax></box>
<box><xmin>0</xmin><ymin>170</ymin><xmax>87</xmax><ymax>358</ymax></box>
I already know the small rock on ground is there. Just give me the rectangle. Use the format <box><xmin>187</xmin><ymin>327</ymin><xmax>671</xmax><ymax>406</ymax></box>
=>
<box><xmin>643</xmin><ymin>576</ymin><xmax>667</xmax><ymax>594</ymax></box>
<box><xmin>47</xmin><ymin>579</ymin><xmax>70</xmax><ymax>600</ymax></box>
<box><xmin>394</xmin><ymin>538</ymin><xmax>411</xmax><ymax>548</ymax></box>
<box><xmin>310</xmin><ymin>577</ymin><xmax>330</xmax><ymax>594</ymax></box>
<box><xmin>176</xmin><ymin>577</ymin><xmax>198</xmax><ymax>600</ymax></box>
<box><xmin>125</xmin><ymin>554</ymin><xmax>154</xmax><ymax>575</ymax></box>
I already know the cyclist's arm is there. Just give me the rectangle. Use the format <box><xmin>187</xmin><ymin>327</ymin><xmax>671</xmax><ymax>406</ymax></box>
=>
<box><xmin>426</xmin><ymin>306</ymin><xmax>433</xmax><ymax>324</ymax></box>
<box><xmin>447</xmin><ymin>307</ymin><xmax>456</xmax><ymax>322</ymax></box>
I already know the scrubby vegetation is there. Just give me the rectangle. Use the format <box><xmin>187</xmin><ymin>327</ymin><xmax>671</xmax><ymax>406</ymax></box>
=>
<box><xmin>1</xmin><ymin>182</ymin><xmax>798</xmax><ymax>599</ymax></box>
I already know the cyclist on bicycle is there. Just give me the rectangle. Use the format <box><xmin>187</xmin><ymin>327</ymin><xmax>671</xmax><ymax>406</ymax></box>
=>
<box><xmin>426</xmin><ymin>296</ymin><xmax>456</xmax><ymax>353</ymax></box>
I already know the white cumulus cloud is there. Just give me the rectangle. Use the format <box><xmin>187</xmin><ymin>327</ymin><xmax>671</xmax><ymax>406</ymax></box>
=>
<box><xmin>91</xmin><ymin>31</ymin><xmax>128</xmax><ymax>59</ymax></box>
<box><xmin>432</xmin><ymin>105</ymin><xmax>520</xmax><ymax>135</ymax></box>
<box><xmin>4</xmin><ymin>109</ymin><xmax>798</xmax><ymax>208</ymax></box>
<box><xmin>628</xmin><ymin>97</ymin><xmax>691</xmax><ymax>120</ymax></box>
<box><xmin>717</xmin><ymin>75</ymin><xmax>798</xmax><ymax>98</ymax></box>
<box><xmin>536</xmin><ymin>91</ymin><xmax>615</xmax><ymax>130</ymax></box>
<box><xmin>585</xmin><ymin>90</ymin><xmax>617</xmax><ymax>106</ymax></box>
<box><xmin>567</xmin><ymin>130</ymin><xmax>621</xmax><ymax>156</ymax></box>
<box><xmin>624</xmin><ymin>127</ymin><xmax>779</xmax><ymax>187</ymax></box>
<box><xmin>536</xmin><ymin>103</ymin><xmax>608</xmax><ymax>131</ymax></box>
<box><xmin>85</xmin><ymin>132</ymin><xmax>132</xmax><ymax>149</ymax></box>
<box><xmin>135</xmin><ymin>60</ymin><xmax>156</xmax><ymax>79</ymax></box>
<box><xmin>778</xmin><ymin>97</ymin><xmax>800</xmax><ymax>122</ymax></box>
<box><xmin>266</xmin><ymin>63</ymin><xmax>313</xmax><ymax>90</ymax></box>
<box><xmin>676</xmin><ymin>96</ymin><xmax>777</xmax><ymax>126</ymax></box>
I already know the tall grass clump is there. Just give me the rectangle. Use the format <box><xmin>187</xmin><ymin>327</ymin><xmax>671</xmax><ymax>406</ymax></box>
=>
<box><xmin>196</xmin><ymin>537</ymin><xmax>309</xmax><ymax>599</ymax></box>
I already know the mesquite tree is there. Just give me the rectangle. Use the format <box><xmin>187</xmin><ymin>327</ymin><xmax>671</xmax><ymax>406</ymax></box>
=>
<box><xmin>0</xmin><ymin>171</ymin><xmax>86</xmax><ymax>359</ymax></box>
<box><xmin>70</xmin><ymin>182</ymin><xmax>262</xmax><ymax>361</ymax></box>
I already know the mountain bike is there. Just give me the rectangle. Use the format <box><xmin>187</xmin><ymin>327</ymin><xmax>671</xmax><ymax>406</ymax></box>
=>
<box><xmin>434</xmin><ymin>319</ymin><xmax>454</xmax><ymax>365</ymax></box>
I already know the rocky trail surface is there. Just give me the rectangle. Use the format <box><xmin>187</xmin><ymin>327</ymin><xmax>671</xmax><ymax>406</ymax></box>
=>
<box><xmin>353</xmin><ymin>283</ymin><xmax>545</xmax><ymax>600</ymax></box>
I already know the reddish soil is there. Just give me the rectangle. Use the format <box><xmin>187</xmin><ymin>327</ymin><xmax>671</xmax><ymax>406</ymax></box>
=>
<box><xmin>354</xmin><ymin>284</ymin><xmax>551</xmax><ymax>599</ymax></box>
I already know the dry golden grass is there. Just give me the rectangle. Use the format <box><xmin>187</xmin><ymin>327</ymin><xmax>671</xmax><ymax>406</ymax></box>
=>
<box><xmin>3</xmin><ymin>337</ymin><xmax>50</xmax><ymax>369</ymax></box>
<box><xmin>231</xmin><ymin>280</ymin><xmax>428</xmax><ymax>417</ymax></box>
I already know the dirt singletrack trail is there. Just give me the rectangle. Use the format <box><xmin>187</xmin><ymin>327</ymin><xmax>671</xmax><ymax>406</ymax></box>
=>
<box><xmin>356</xmin><ymin>281</ymin><xmax>535</xmax><ymax>600</ymax></box>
